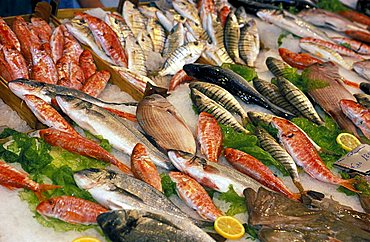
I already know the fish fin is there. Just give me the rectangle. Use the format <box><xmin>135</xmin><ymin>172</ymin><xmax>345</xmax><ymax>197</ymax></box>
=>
<box><xmin>339</xmin><ymin>178</ymin><xmax>360</xmax><ymax>193</ymax></box>
<box><xmin>144</xmin><ymin>82</ymin><xmax>169</xmax><ymax>97</ymax></box>
<box><xmin>34</xmin><ymin>191</ymin><xmax>46</xmax><ymax>201</ymax></box>
<box><xmin>38</xmin><ymin>184</ymin><xmax>61</xmax><ymax>194</ymax></box>
<box><xmin>103</xmin><ymin>107</ymin><xmax>137</xmax><ymax>122</ymax></box>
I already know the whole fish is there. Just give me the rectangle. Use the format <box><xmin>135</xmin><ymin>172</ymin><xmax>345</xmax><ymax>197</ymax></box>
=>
<box><xmin>1</xmin><ymin>44</ymin><xmax>28</xmax><ymax>80</ymax></box>
<box><xmin>224</xmin><ymin>148</ymin><xmax>299</xmax><ymax>200</ymax></box>
<box><xmin>224</xmin><ymin>11</ymin><xmax>245</xmax><ymax>65</ymax></box>
<box><xmin>332</xmin><ymin>37</ymin><xmax>370</xmax><ymax>55</ymax></box>
<box><xmin>276</xmin><ymin>77</ymin><xmax>323</xmax><ymax>125</ymax></box>
<box><xmin>189</xmin><ymin>81</ymin><xmax>249</xmax><ymax>123</ymax></box>
<box><xmin>147</xmin><ymin>18</ymin><xmax>165</xmax><ymax>53</ymax></box>
<box><xmin>239</xmin><ymin>19</ymin><xmax>260</xmax><ymax>67</ymax></box>
<box><xmin>138</xmin><ymin>5</ymin><xmax>158</xmax><ymax>19</ymax></box>
<box><xmin>156</xmin><ymin>10</ymin><xmax>174</xmax><ymax>32</ymax></box>
<box><xmin>299</xmin><ymin>42</ymin><xmax>352</xmax><ymax>70</ymax></box>
<box><xmin>340</xmin><ymin>99</ymin><xmax>370</xmax><ymax>139</ymax></box>
<box><xmin>131</xmin><ymin>143</ymin><xmax>162</xmax><ymax>192</ymax></box>
<box><xmin>23</xmin><ymin>94</ymin><xmax>77</xmax><ymax>135</ymax></box>
<box><xmin>104</xmin><ymin>13</ymin><xmax>132</xmax><ymax>47</ymax></box>
<box><xmin>56</xmin><ymin>56</ymin><xmax>84</xmax><ymax>90</ymax></box>
<box><xmin>97</xmin><ymin>210</ymin><xmax>215</xmax><ymax>242</ymax></box>
<box><xmin>169</xmin><ymin>69</ymin><xmax>192</xmax><ymax>91</ymax></box>
<box><xmin>183</xmin><ymin>63</ymin><xmax>295</xmax><ymax>119</ymax></box>
<box><xmin>81</xmin><ymin>70</ymin><xmax>110</xmax><ymax>98</ymax></box>
<box><xmin>125</xmin><ymin>34</ymin><xmax>147</xmax><ymax>76</ymax></box>
<box><xmin>76</xmin><ymin>13</ymin><xmax>128</xmax><ymax>67</ymax></box>
<box><xmin>30</xmin><ymin>17</ymin><xmax>52</xmax><ymax>42</ymax></box>
<box><xmin>300</xmin><ymin>37</ymin><xmax>364</xmax><ymax>59</ymax></box>
<box><xmin>79</xmin><ymin>49</ymin><xmax>97</xmax><ymax>80</ymax></box>
<box><xmin>56</xmin><ymin>95</ymin><xmax>171</xmax><ymax>169</ymax></box>
<box><xmin>257</xmin><ymin>10</ymin><xmax>331</xmax><ymax>41</ymax></box>
<box><xmin>136</xmin><ymin>30</ymin><xmax>154</xmax><ymax>56</ymax></box>
<box><xmin>0</xmin><ymin>17</ymin><xmax>20</xmax><ymax>51</ymax></box>
<box><xmin>123</xmin><ymin>1</ymin><xmax>146</xmax><ymax>38</ymax></box>
<box><xmin>304</xmin><ymin>62</ymin><xmax>360</xmax><ymax>136</ymax></box>
<box><xmin>136</xmin><ymin>94</ymin><xmax>196</xmax><ymax>154</ymax></box>
<box><xmin>159</xmin><ymin>41</ymin><xmax>205</xmax><ymax>76</ymax></box>
<box><xmin>61</xmin><ymin>24</ymin><xmax>83</xmax><ymax>62</ymax></box>
<box><xmin>191</xmin><ymin>88</ymin><xmax>250</xmax><ymax>134</ymax></box>
<box><xmin>235</xmin><ymin>6</ymin><xmax>249</xmax><ymax>26</ymax></box>
<box><xmin>353</xmin><ymin>60</ymin><xmax>370</xmax><ymax>81</ymax></box>
<box><xmin>354</xmin><ymin>93</ymin><xmax>370</xmax><ymax>109</ymax></box>
<box><xmin>255</xmin><ymin>127</ymin><xmax>304</xmax><ymax>193</ymax></box>
<box><xmin>173</xmin><ymin>0</ymin><xmax>201</xmax><ymax>25</ymax></box>
<box><xmin>0</xmin><ymin>52</ymin><xmax>12</xmax><ymax>81</ymax></box>
<box><xmin>30</xmin><ymin>45</ymin><xmax>59</xmax><ymax>84</ymax></box>
<box><xmin>111</xmin><ymin>66</ymin><xmax>153</xmax><ymax>94</ymax></box>
<box><xmin>253</xmin><ymin>78</ymin><xmax>300</xmax><ymax>115</ymax></box>
<box><xmin>168</xmin><ymin>151</ymin><xmax>263</xmax><ymax>196</ymax></box>
<box><xmin>163</xmin><ymin>23</ymin><xmax>185</xmax><ymax>58</ymax></box>
<box><xmin>272</xmin><ymin>117</ymin><xmax>358</xmax><ymax>192</ymax></box>
<box><xmin>0</xmin><ymin>160</ymin><xmax>59</xmax><ymax>200</ymax></box>
<box><xmin>39</xmin><ymin>128</ymin><xmax>132</xmax><ymax>174</ymax></box>
<box><xmin>338</xmin><ymin>9</ymin><xmax>370</xmax><ymax>27</ymax></box>
<box><xmin>265</xmin><ymin>56</ymin><xmax>294</xmax><ymax>78</ymax></box>
<box><xmin>8</xmin><ymin>79</ymin><xmax>137</xmax><ymax>114</ymax></box>
<box><xmin>169</xmin><ymin>172</ymin><xmax>223</xmax><ymax>221</ymax></box>
<box><xmin>278</xmin><ymin>47</ymin><xmax>323</xmax><ymax>70</ymax></box>
<box><xmin>197</xmin><ymin>112</ymin><xmax>223</xmax><ymax>163</ymax></box>
<box><xmin>36</xmin><ymin>196</ymin><xmax>108</xmax><ymax>225</ymax></box>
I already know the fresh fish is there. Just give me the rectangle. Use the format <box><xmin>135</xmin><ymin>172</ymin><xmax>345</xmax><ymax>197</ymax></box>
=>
<box><xmin>30</xmin><ymin>45</ymin><xmax>58</xmax><ymax>84</ymax></box>
<box><xmin>0</xmin><ymin>17</ymin><xmax>20</xmax><ymax>51</ymax></box>
<box><xmin>300</xmin><ymin>37</ymin><xmax>364</xmax><ymax>59</ymax></box>
<box><xmin>8</xmin><ymin>79</ymin><xmax>137</xmax><ymax>114</ymax></box>
<box><xmin>276</xmin><ymin>77</ymin><xmax>323</xmax><ymax>125</ymax></box>
<box><xmin>265</xmin><ymin>56</ymin><xmax>294</xmax><ymax>78</ymax></box>
<box><xmin>23</xmin><ymin>94</ymin><xmax>77</xmax><ymax>135</ymax></box>
<box><xmin>159</xmin><ymin>41</ymin><xmax>205</xmax><ymax>76</ymax></box>
<box><xmin>39</xmin><ymin>128</ymin><xmax>132</xmax><ymax>174</ymax></box>
<box><xmin>345</xmin><ymin>29</ymin><xmax>370</xmax><ymax>44</ymax></box>
<box><xmin>257</xmin><ymin>9</ymin><xmax>331</xmax><ymax>41</ymax></box>
<box><xmin>255</xmin><ymin>127</ymin><xmax>304</xmax><ymax>192</ymax></box>
<box><xmin>156</xmin><ymin>10</ymin><xmax>174</xmax><ymax>32</ymax></box>
<box><xmin>235</xmin><ymin>6</ymin><xmax>249</xmax><ymax>26</ymax></box>
<box><xmin>0</xmin><ymin>52</ymin><xmax>12</xmax><ymax>81</ymax></box>
<box><xmin>56</xmin><ymin>95</ymin><xmax>171</xmax><ymax>169</ymax></box>
<box><xmin>332</xmin><ymin>36</ymin><xmax>370</xmax><ymax>55</ymax></box>
<box><xmin>338</xmin><ymin>9</ymin><xmax>370</xmax><ymax>27</ymax></box>
<box><xmin>136</xmin><ymin>30</ymin><xmax>154</xmax><ymax>55</ymax></box>
<box><xmin>123</xmin><ymin>1</ymin><xmax>146</xmax><ymax>38</ymax></box>
<box><xmin>79</xmin><ymin>49</ymin><xmax>96</xmax><ymax>80</ymax></box>
<box><xmin>111</xmin><ymin>66</ymin><xmax>153</xmax><ymax>94</ymax></box>
<box><xmin>189</xmin><ymin>81</ymin><xmax>249</xmax><ymax>123</ymax></box>
<box><xmin>304</xmin><ymin>62</ymin><xmax>360</xmax><ymax>136</ymax></box>
<box><xmin>340</xmin><ymin>99</ymin><xmax>370</xmax><ymax>139</ymax></box>
<box><xmin>224</xmin><ymin>11</ymin><xmax>245</xmax><ymax>65</ymax></box>
<box><xmin>278</xmin><ymin>47</ymin><xmax>323</xmax><ymax>70</ymax></box>
<box><xmin>65</xmin><ymin>21</ymin><xmax>114</xmax><ymax>64</ymax></box>
<box><xmin>353</xmin><ymin>60</ymin><xmax>370</xmax><ymax>80</ymax></box>
<box><xmin>168</xmin><ymin>69</ymin><xmax>192</xmax><ymax>91</ymax></box>
<box><xmin>36</xmin><ymin>196</ymin><xmax>108</xmax><ymax>225</ymax></box>
<box><xmin>253</xmin><ymin>78</ymin><xmax>299</xmax><ymax>115</ymax></box>
<box><xmin>0</xmin><ymin>160</ymin><xmax>59</xmax><ymax>200</ymax></box>
<box><xmin>272</xmin><ymin>117</ymin><xmax>358</xmax><ymax>192</ymax></box>
<box><xmin>81</xmin><ymin>70</ymin><xmax>110</xmax><ymax>98</ymax></box>
<box><xmin>104</xmin><ymin>13</ymin><xmax>132</xmax><ymax>47</ymax></box>
<box><xmin>56</xmin><ymin>56</ymin><xmax>84</xmax><ymax>90</ymax></box>
<box><xmin>354</xmin><ymin>93</ymin><xmax>370</xmax><ymax>109</ymax></box>
<box><xmin>61</xmin><ymin>24</ymin><xmax>83</xmax><ymax>62</ymax></box>
<box><xmin>131</xmin><ymin>143</ymin><xmax>162</xmax><ymax>192</ymax></box>
<box><xmin>169</xmin><ymin>172</ymin><xmax>223</xmax><ymax>221</ymax></box>
<box><xmin>183</xmin><ymin>63</ymin><xmax>295</xmax><ymax>119</ymax></box>
<box><xmin>224</xmin><ymin>148</ymin><xmax>299</xmax><ymax>200</ymax></box>
<box><xmin>136</xmin><ymin>94</ymin><xmax>196</xmax><ymax>154</ymax></box>
<box><xmin>1</xmin><ymin>44</ymin><xmax>28</xmax><ymax>80</ymax></box>
<box><xmin>50</xmin><ymin>25</ymin><xmax>64</xmax><ymax>63</ymax></box>
<box><xmin>168</xmin><ymin>151</ymin><xmax>262</xmax><ymax>196</ymax></box>
<box><xmin>163</xmin><ymin>23</ymin><xmax>185</xmax><ymax>58</ymax></box>
<box><xmin>239</xmin><ymin>19</ymin><xmax>260</xmax><ymax>67</ymax></box>
<box><xmin>125</xmin><ymin>34</ymin><xmax>147</xmax><ymax>76</ymax></box>
<box><xmin>299</xmin><ymin>42</ymin><xmax>352</xmax><ymax>70</ymax></box>
<box><xmin>191</xmin><ymin>88</ymin><xmax>250</xmax><ymax>134</ymax></box>
<box><xmin>184</xmin><ymin>20</ymin><xmax>209</xmax><ymax>42</ymax></box>
<box><xmin>97</xmin><ymin>210</ymin><xmax>215</xmax><ymax>242</ymax></box>
<box><xmin>30</xmin><ymin>17</ymin><xmax>52</xmax><ymax>42</ymax></box>
<box><xmin>197</xmin><ymin>112</ymin><xmax>223</xmax><ymax>163</ymax></box>
<box><xmin>147</xmin><ymin>18</ymin><xmax>165</xmax><ymax>53</ymax></box>
<box><xmin>173</xmin><ymin>0</ymin><xmax>201</xmax><ymax>25</ymax></box>
<box><xmin>138</xmin><ymin>5</ymin><xmax>158</xmax><ymax>19</ymax></box>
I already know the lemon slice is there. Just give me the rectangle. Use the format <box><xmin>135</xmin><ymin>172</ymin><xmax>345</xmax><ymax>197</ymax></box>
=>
<box><xmin>336</xmin><ymin>133</ymin><xmax>361</xmax><ymax>152</ymax></box>
<box><xmin>72</xmin><ymin>237</ymin><xmax>101</xmax><ymax>242</ymax></box>
<box><xmin>214</xmin><ymin>216</ymin><xmax>245</xmax><ymax>240</ymax></box>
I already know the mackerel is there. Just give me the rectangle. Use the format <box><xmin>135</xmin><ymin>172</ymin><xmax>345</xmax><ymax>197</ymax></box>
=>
<box><xmin>224</xmin><ymin>11</ymin><xmax>245</xmax><ymax>65</ymax></box>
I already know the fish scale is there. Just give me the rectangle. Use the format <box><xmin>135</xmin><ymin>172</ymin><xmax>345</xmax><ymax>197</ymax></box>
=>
<box><xmin>224</xmin><ymin>12</ymin><xmax>245</xmax><ymax>65</ymax></box>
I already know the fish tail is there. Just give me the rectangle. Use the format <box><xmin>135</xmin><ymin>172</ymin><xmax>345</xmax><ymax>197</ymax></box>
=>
<box><xmin>115</xmin><ymin>162</ymin><xmax>133</xmax><ymax>175</ymax></box>
<box><xmin>339</xmin><ymin>178</ymin><xmax>360</xmax><ymax>193</ymax></box>
<box><xmin>36</xmin><ymin>184</ymin><xmax>62</xmax><ymax>201</ymax></box>
<box><xmin>293</xmin><ymin>180</ymin><xmax>305</xmax><ymax>194</ymax></box>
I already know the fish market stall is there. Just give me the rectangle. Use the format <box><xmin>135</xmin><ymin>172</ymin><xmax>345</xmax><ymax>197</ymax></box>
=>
<box><xmin>0</xmin><ymin>0</ymin><xmax>370</xmax><ymax>242</ymax></box>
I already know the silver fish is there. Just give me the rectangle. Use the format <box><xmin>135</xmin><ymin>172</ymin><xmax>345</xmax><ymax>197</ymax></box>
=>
<box><xmin>353</xmin><ymin>60</ymin><xmax>370</xmax><ymax>81</ymax></box>
<box><xmin>138</xmin><ymin>5</ymin><xmax>158</xmax><ymax>19</ymax></box>
<box><xmin>56</xmin><ymin>95</ymin><xmax>172</xmax><ymax>169</ymax></box>
<box><xmin>239</xmin><ymin>19</ymin><xmax>260</xmax><ymax>67</ymax></box>
<box><xmin>147</xmin><ymin>18</ymin><xmax>166</xmax><ymax>53</ymax></box>
<box><xmin>190</xmin><ymin>88</ymin><xmax>250</xmax><ymax>134</ymax></box>
<box><xmin>173</xmin><ymin>0</ymin><xmax>201</xmax><ymax>25</ymax></box>
<box><xmin>163</xmin><ymin>23</ymin><xmax>185</xmax><ymax>58</ymax></box>
<box><xmin>156</xmin><ymin>10</ymin><xmax>174</xmax><ymax>32</ymax></box>
<box><xmin>123</xmin><ymin>1</ymin><xmax>146</xmax><ymax>37</ymax></box>
<box><xmin>125</xmin><ymin>35</ymin><xmax>147</xmax><ymax>77</ymax></box>
<box><xmin>224</xmin><ymin>11</ymin><xmax>245</xmax><ymax>65</ymax></box>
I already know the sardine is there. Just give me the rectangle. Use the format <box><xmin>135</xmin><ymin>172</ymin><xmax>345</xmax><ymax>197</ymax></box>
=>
<box><xmin>224</xmin><ymin>11</ymin><xmax>245</xmax><ymax>64</ymax></box>
<box><xmin>191</xmin><ymin>88</ymin><xmax>250</xmax><ymax>134</ymax></box>
<box><xmin>354</xmin><ymin>93</ymin><xmax>370</xmax><ymax>109</ymax></box>
<box><xmin>239</xmin><ymin>19</ymin><xmax>260</xmax><ymax>67</ymax></box>
<box><xmin>189</xmin><ymin>81</ymin><xmax>249</xmax><ymax>123</ymax></box>
<box><xmin>56</xmin><ymin>95</ymin><xmax>171</xmax><ymax>169</ymax></box>
<box><xmin>353</xmin><ymin>60</ymin><xmax>370</xmax><ymax>81</ymax></box>
<box><xmin>183</xmin><ymin>63</ymin><xmax>295</xmax><ymax>119</ymax></box>
<box><xmin>147</xmin><ymin>18</ymin><xmax>165</xmax><ymax>53</ymax></box>
<box><xmin>122</xmin><ymin>1</ymin><xmax>146</xmax><ymax>38</ymax></box>
<box><xmin>276</xmin><ymin>77</ymin><xmax>323</xmax><ymax>125</ymax></box>
<box><xmin>340</xmin><ymin>99</ymin><xmax>370</xmax><ymax>139</ymax></box>
<box><xmin>125</xmin><ymin>34</ymin><xmax>147</xmax><ymax>76</ymax></box>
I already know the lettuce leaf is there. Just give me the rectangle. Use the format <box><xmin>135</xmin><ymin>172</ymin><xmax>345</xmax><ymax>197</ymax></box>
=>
<box><xmin>83</xmin><ymin>130</ymin><xmax>112</xmax><ymax>152</ymax></box>
<box><xmin>218</xmin><ymin>185</ymin><xmax>246</xmax><ymax>216</ymax></box>
<box><xmin>161</xmin><ymin>173</ymin><xmax>177</xmax><ymax>197</ymax></box>
<box><xmin>221</xmin><ymin>63</ymin><xmax>258</xmax><ymax>82</ymax></box>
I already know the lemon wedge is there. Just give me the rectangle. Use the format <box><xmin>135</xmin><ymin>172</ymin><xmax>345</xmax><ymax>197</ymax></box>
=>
<box><xmin>72</xmin><ymin>236</ymin><xmax>101</xmax><ymax>242</ymax></box>
<box><xmin>336</xmin><ymin>133</ymin><xmax>361</xmax><ymax>152</ymax></box>
<box><xmin>214</xmin><ymin>216</ymin><xmax>245</xmax><ymax>240</ymax></box>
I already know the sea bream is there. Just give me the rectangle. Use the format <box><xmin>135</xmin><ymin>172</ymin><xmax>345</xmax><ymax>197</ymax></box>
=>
<box><xmin>122</xmin><ymin>1</ymin><xmax>146</xmax><ymax>38</ymax></box>
<box><xmin>239</xmin><ymin>19</ymin><xmax>260</xmax><ymax>67</ymax></box>
<box><xmin>56</xmin><ymin>95</ymin><xmax>172</xmax><ymax>170</ymax></box>
<box><xmin>224</xmin><ymin>11</ymin><xmax>245</xmax><ymax>65</ymax></box>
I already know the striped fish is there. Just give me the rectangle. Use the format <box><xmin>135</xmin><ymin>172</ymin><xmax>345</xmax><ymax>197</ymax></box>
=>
<box><xmin>224</xmin><ymin>11</ymin><xmax>245</xmax><ymax>65</ymax></box>
<box><xmin>239</xmin><ymin>19</ymin><xmax>260</xmax><ymax>67</ymax></box>
<box><xmin>163</xmin><ymin>23</ymin><xmax>185</xmax><ymax>58</ymax></box>
<box><xmin>147</xmin><ymin>18</ymin><xmax>166</xmax><ymax>54</ymax></box>
<box><xmin>265</xmin><ymin>57</ymin><xmax>293</xmax><ymax>78</ymax></box>
<box><xmin>125</xmin><ymin>35</ymin><xmax>147</xmax><ymax>77</ymax></box>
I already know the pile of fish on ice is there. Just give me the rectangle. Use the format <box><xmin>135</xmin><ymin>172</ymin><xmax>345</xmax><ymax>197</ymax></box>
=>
<box><xmin>0</xmin><ymin>0</ymin><xmax>370</xmax><ymax>241</ymax></box>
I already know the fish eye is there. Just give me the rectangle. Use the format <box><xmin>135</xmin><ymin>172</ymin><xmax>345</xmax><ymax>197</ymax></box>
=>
<box><xmin>194</xmin><ymin>41</ymin><xmax>199</xmax><ymax>45</ymax></box>
<box><xmin>48</xmin><ymin>200</ymin><xmax>54</xmax><ymax>205</ymax></box>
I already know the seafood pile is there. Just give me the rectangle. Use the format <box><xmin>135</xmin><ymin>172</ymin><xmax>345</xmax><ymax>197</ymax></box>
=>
<box><xmin>1</xmin><ymin>0</ymin><xmax>370</xmax><ymax>242</ymax></box>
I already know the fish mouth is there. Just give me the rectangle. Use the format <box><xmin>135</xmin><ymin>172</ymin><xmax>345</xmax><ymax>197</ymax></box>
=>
<box><xmin>8</xmin><ymin>80</ymin><xmax>39</xmax><ymax>98</ymax></box>
<box><xmin>73</xmin><ymin>168</ymin><xmax>104</xmax><ymax>189</ymax></box>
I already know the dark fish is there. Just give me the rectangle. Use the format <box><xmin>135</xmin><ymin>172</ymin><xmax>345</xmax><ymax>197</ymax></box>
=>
<box><xmin>183</xmin><ymin>63</ymin><xmax>295</xmax><ymax>119</ymax></box>
<box><xmin>354</xmin><ymin>93</ymin><xmax>370</xmax><ymax>109</ymax></box>
<box><xmin>265</xmin><ymin>57</ymin><xmax>294</xmax><ymax>78</ymax></box>
<box><xmin>360</xmin><ymin>82</ymin><xmax>370</xmax><ymax>95</ymax></box>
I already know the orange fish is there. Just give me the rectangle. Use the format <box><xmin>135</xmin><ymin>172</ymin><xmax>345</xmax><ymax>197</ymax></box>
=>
<box><xmin>61</xmin><ymin>24</ymin><xmax>83</xmax><ymax>62</ymax></box>
<box><xmin>39</xmin><ymin>128</ymin><xmax>132</xmax><ymax>175</ymax></box>
<box><xmin>340</xmin><ymin>99</ymin><xmax>370</xmax><ymax>139</ymax></box>
<box><xmin>0</xmin><ymin>17</ymin><xmax>21</xmax><ymax>52</ymax></box>
<box><xmin>50</xmin><ymin>25</ymin><xmax>65</xmax><ymax>63</ymax></box>
<box><xmin>103</xmin><ymin>107</ymin><xmax>137</xmax><ymax>122</ymax></box>
<box><xmin>278</xmin><ymin>48</ymin><xmax>323</xmax><ymax>70</ymax></box>
<box><xmin>79</xmin><ymin>49</ymin><xmax>97</xmax><ymax>80</ymax></box>
<box><xmin>131</xmin><ymin>143</ymin><xmax>162</xmax><ymax>192</ymax></box>
<box><xmin>169</xmin><ymin>171</ymin><xmax>223</xmax><ymax>221</ymax></box>
<box><xmin>272</xmin><ymin>117</ymin><xmax>358</xmax><ymax>192</ymax></box>
<box><xmin>168</xmin><ymin>69</ymin><xmax>193</xmax><ymax>91</ymax></box>
<box><xmin>0</xmin><ymin>160</ymin><xmax>60</xmax><ymax>200</ymax></box>
<box><xmin>345</xmin><ymin>30</ymin><xmax>370</xmax><ymax>44</ymax></box>
<box><xmin>1</xmin><ymin>44</ymin><xmax>28</xmax><ymax>80</ymax></box>
<box><xmin>36</xmin><ymin>196</ymin><xmax>107</xmax><ymax>224</ymax></box>
<box><xmin>197</xmin><ymin>112</ymin><xmax>223</xmax><ymax>163</ymax></box>
<box><xmin>81</xmin><ymin>70</ymin><xmax>110</xmax><ymax>98</ymax></box>
<box><xmin>56</xmin><ymin>56</ymin><xmax>85</xmax><ymax>90</ymax></box>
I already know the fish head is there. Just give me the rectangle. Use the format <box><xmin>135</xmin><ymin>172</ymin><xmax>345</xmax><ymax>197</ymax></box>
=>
<box><xmin>271</xmin><ymin>117</ymin><xmax>297</xmax><ymax>137</ymax></box>
<box><xmin>168</xmin><ymin>150</ymin><xmax>197</xmax><ymax>172</ymax></box>
<box><xmin>183</xmin><ymin>63</ymin><xmax>205</xmax><ymax>77</ymax></box>
<box><xmin>247</xmin><ymin>111</ymin><xmax>274</xmax><ymax>126</ymax></box>
<box><xmin>8</xmin><ymin>79</ymin><xmax>51</xmax><ymax>102</ymax></box>
<box><xmin>36</xmin><ymin>197</ymin><xmax>58</xmax><ymax>217</ymax></box>
<box><xmin>74</xmin><ymin>168</ymin><xmax>116</xmax><ymax>190</ymax></box>
<box><xmin>168</xmin><ymin>171</ymin><xmax>188</xmax><ymax>184</ymax></box>
<box><xmin>56</xmin><ymin>94</ymin><xmax>90</xmax><ymax>114</ymax></box>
